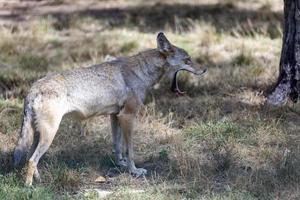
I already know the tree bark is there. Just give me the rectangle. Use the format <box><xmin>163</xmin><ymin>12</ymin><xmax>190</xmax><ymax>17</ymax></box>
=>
<box><xmin>267</xmin><ymin>0</ymin><xmax>300</xmax><ymax>105</ymax></box>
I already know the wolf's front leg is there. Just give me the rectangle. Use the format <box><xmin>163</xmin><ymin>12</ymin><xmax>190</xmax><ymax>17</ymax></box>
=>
<box><xmin>80</xmin><ymin>120</ymin><xmax>88</xmax><ymax>137</ymax></box>
<box><xmin>110</xmin><ymin>114</ymin><xmax>127</xmax><ymax>167</ymax></box>
<box><xmin>117</xmin><ymin>96</ymin><xmax>147</xmax><ymax>177</ymax></box>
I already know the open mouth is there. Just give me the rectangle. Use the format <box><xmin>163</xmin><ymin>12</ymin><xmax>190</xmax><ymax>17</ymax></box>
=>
<box><xmin>171</xmin><ymin>69</ymin><xmax>207</xmax><ymax>95</ymax></box>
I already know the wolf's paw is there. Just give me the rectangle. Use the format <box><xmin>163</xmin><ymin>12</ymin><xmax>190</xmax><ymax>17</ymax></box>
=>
<box><xmin>34</xmin><ymin>169</ymin><xmax>41</xmax><ymax>183</ymax></box>
<box><xmin>130</xmin><ymin>168</ymin><xmax>147</xmax><ymax>177</ymax></box>
<box><xmin>117</xmin><ymin>158</ymin><xmax>128</xmax><ymax>168</ymax></box>
<box><xmin>25</xmin><ymin>176</ymin><xmax>33</xmax><ymax>186</ymax></box>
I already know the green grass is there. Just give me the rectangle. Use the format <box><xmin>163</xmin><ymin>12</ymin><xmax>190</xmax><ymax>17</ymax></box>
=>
<box><xmin>120</xmin><ymin>41</ymin><xmax>139</xmax><ymax>54</ymax></box>
<box><xmin>231</xmin><ymin>52</ymin><xmax>254</xmax><ymax>66</ymax></box>
<box><xmin>0</xmin><ymin>98</ymin><xmax>22</xmax><ymax>135</ymax></box>
<box><xmin>185</xmin><ymin>121</ymin><xmax>247</xmax><ymax>144</ymax></box>
<box><xmin>0</xmin><ymin>174</ymin><xmax>62</xmax><ymax>200</ymax></box>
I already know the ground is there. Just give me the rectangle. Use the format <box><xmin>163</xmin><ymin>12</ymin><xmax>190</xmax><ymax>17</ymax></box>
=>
<box><xmin>1</xmin><ymin>0</ymin><xmax>300</xmax><ymax>199</ymax></box>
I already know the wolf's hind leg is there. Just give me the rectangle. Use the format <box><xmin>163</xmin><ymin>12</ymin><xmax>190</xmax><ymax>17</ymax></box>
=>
<box><xmin>25</xmin><ymin>109</ymin><xmax>63</xmax><ymax>186</ymax></box>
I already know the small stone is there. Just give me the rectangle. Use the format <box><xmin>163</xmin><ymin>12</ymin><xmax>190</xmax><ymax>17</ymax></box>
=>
<box><xmin>94</xmin><ymin>176</ymin><xmax>106</xmax><ymax>183</ymax></box>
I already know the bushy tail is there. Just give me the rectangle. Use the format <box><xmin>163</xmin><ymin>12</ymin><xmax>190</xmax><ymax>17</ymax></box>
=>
<box><xmin>13</xmin><ymin>97</ymin><xmax>35</xmax><ymax>168</ymax></box>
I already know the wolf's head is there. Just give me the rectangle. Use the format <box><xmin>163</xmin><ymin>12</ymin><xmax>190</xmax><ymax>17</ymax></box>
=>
<box><xmin>157</xmin><ymin>32</ymin><xmax>207</xmax><ymax>94</ymax></box>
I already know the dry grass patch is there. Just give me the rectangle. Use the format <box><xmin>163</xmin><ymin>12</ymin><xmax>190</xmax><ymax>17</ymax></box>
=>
<box><xmin>2</xmin><ymin>0</ymin><xmax>300</xmax><ymax>199</ymax></box>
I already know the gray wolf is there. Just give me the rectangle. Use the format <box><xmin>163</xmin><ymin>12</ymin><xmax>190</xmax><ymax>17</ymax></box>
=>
<box><xmin>13</xmin><ymin>32</ymin><xmax>206</xmax><ymax>185</ymax></box>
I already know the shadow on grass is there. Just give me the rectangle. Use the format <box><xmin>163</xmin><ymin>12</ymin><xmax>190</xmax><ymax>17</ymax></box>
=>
<box><xmin>1</xmin><ymin>2</ymin><xmax>282</xmax><ymax>36</ymax></box>
<box><xmin>1</xmin><ymin>118</ymin><xmax>300</xmax><ymax>199</ymax></box>
<box><xmin>0</xmin><ymin>150</ymin><xmax>14</xmax><ymax>175</ymax></box>
<box><xmin>75</xmin><ymin>3</ymin><xmax>282</xmax><ymax>36</ymax></box>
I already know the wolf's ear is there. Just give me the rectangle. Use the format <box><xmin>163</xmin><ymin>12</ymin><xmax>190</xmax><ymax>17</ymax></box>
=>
<box><xmin>157</xmin><ymin>32</ymin><xmax>173</xmax><ymax>54</ymax></box>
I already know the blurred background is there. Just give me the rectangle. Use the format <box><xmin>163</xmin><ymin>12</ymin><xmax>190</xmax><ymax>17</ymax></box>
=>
<box><xmin>1</xmin><ymin>0</ymin><xmax>300</xmax><ymax>199</ymax></box>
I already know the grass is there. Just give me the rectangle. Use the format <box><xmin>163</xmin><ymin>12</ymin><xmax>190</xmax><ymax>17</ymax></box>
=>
<box><xmin>0</xmin><ymin>0</ymin><xmax>299</xmax><ymax>199</ymax></box>
<box><xmin>0</xmin><ymin>174</ymin><xmax>61</xmax><ymax>200</ymax></box>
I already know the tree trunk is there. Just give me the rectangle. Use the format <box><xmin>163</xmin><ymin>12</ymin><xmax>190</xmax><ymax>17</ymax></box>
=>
<box><xmin>267</xmin><ymin>0</ymin><xmax>300</xmax><ymax>105</ymax></box>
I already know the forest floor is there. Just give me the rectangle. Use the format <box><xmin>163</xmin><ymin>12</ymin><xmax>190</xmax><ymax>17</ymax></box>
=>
<box><xmin>1</xmin><ymin>0</ymin><xmax>300</xmax><ymax>199</ymax></box>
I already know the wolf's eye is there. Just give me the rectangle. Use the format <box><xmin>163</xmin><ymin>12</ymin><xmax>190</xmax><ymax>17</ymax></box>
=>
<box><xmin>184</xmin><ymin>58</ymin><xmax>192</xmax><ymax>64</ymax></box>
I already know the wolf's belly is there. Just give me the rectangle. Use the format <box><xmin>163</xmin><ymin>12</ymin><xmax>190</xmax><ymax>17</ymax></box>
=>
<box><xmin>68</xmin><ymin>103</ymin><xmax>120</xmax><ymax>120</ymax></box>
<box><xmin>66</xmin><ymin>87</ymin><xmax>127</xmax><ymax>119</ymax></box>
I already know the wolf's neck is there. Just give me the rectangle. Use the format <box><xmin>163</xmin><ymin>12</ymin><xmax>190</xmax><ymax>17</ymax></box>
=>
<box><xmin>120</xmin><ymin>49</ymin><xmax>167</xmax><ymax>101</ymax></box>
<box><xmin>129</xmin><ymin>49</ymin><xmax>166</xmax><ymax>89</ymax></box>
